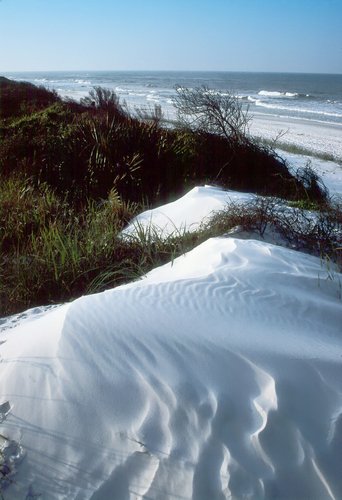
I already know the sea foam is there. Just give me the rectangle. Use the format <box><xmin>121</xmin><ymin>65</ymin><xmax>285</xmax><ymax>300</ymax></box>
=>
<box><xmin>258</xmin><ymin>90</ymin><xmax>299</xmax><ymax>98</ymax></box>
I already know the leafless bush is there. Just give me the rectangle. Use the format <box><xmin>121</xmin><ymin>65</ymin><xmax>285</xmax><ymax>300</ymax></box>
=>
<box><xmin>204</xmin><ymin>197</ymin><xmax>342</xmax><ymax>268</ymax></box>
<box><xmin>204</xmin><ymin>197</ymin><xmax>278</xmax><ymax>237</ymax></box>
<box><xmin>173</xmin><ymin>86</ymin><xmax>251</xmax><ymax>142</ymax></box>
<box><xmin>276</xmin><ymin>200</ymin><xmax>342</xmax><ymax>259</ymax></box>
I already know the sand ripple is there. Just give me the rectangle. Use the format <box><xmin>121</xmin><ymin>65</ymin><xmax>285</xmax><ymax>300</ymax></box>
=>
<box><xmin>0</xmin><ymin>238</ymin><xmax>341</xmax><ymax>498</ymax></box>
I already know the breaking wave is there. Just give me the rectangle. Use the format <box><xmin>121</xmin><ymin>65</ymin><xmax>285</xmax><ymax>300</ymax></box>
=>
<box><xmin>258</xmin><ymin>90</ymin><xmax>301</xmax><ymax>98</ymax></box>
<box><xmin>253</xmin><ymin>100</ymin><xmax>342</xmax><ymax>118</ymax></box>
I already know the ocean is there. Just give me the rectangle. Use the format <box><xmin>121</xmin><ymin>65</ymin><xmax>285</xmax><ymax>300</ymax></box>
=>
<box><xmin>4</xmin><ymin>71</ymin><xmax>342</xmax><ymax>126</ymax></box>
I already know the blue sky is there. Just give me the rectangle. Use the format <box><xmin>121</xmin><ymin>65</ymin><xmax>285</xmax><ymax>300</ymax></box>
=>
<box><xmin>0</xmin><ymin>0</ymin><xmax>341</xmax><ymax>73</ymax></box>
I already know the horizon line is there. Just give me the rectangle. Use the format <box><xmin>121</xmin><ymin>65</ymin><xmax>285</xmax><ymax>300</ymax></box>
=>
<box><xmin>1</xmin><ymin>69</ymin><xmax>342</xmax><ymax>76</ymax></box>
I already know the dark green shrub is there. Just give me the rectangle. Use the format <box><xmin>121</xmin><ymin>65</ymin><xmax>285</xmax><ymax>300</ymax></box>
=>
<box><xmin>0</xmin><ymin>77</ymin><xmax>59</xmax><ymax>119</ymax></box>
<box><xmin>0</xmin><ymin>80</ymin><xmax>328</xmax><ymax>207</ymax></box>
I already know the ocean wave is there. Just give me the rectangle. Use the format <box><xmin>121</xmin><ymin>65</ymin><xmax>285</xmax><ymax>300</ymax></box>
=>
<box><xmin>175</xmin><ymin>87</ymin><xmax>194</xmax><ymax>92</ymax></box>
<box><xmin>252</xmin><ymin>110</ymin><xmax>342</xmax><ymax>127</ymax></box>
<box><xmin>236</xmin><ymin>94</ymin><xmax>250</xmax><ymax>100</ymax></box>
<box><xmin>59</xmin><ymin>89</ymin><xmax>89</xmax><ymax>100</ymax></box>
<box><xmin>258</xmin><ymin>90</ymin><xmax>299</xmax><ymax>98</ymax></box>
<box><xmin>128</xmin><ymin>92</ymin><xmax>147</xmax><ymax>97</ymax></box>
<box><xmin>73</xmin><ymin>79</ymin><xmax>91</xmax><ymax>85</ymax></box>
<box><xmin>34</xmin><ymin>78</ymin><xmax>64</xmax><ymax>84</ymax></box>
<box><xmin>147</xmin><ymin>95</ymin><xmax>160</xmax><ymax>102</ymax></box>
<box><xmin>254</xmin><ymin>100</ymin><xmax>342</xmax><ymax>118</ymax></box>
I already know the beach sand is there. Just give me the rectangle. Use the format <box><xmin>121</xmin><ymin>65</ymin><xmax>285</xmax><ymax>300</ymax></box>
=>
<box><xmin>250</xmin><ymin>113</ymin><xmax>342</xmax><ymax>161</ymax></box>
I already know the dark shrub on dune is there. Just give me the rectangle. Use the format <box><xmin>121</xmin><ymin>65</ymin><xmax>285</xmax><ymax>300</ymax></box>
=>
<box><xmin>0</xmin><ymin>77</ymin><xmax>59</xmax><ymax>119</ymax></box>
<box><xmin>0</xmin><ymin>78</ymin><xmax>327</xmax><ymax>206</ymax></box>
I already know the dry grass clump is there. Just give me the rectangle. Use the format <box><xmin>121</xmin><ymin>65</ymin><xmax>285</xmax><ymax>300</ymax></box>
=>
<box><xmin>204</xmin><ymin>196</ymin><xmax>342</xmax><ymax>268</ymax></box>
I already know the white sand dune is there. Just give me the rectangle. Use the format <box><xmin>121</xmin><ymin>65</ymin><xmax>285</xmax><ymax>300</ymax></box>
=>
<box><xmin>124</xmin><ymin>164</ymin><xmax>341</xmax><ymax>245</ymax></box>
<box><xmin>1</xmin><ymin>235</ymin><xmax>342</xmax><ymax>499</ymax></box>
<box><xmin>123</xmin><ymin>186</ymin><xmax>256</xmax><ymax>238</ymax></box>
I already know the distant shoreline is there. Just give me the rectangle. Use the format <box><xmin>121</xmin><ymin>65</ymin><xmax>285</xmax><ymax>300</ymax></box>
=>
<box><xmin>250</xmin><ymin>113</ymin><xmax>342</xmax><ymax>163</ymax></box>
<box><xmin>3</xmin><ymin>71</ymin><xmax>342</xmax><ymax>162</ymax></box>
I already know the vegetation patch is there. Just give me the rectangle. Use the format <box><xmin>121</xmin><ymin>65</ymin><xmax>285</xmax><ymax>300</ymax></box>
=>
<box><xmin>0</xmin><ymin>78</ymin><xmax>336</xmax><ymax>315</ymax></box>
<box><xmin>202</xmin><ymin>197</ymin><xmax>342</xmax><ymax>267</ymax></box>
<box><xmin>0</xmin><ymin>81</ymin><xmax>328</xmax><ymax>205</ymax></box>
<box><xmin>255</xmin><ymin>135</ymin><xmax>342</xmax><ymax>165</ymax></box>
<box><xmin>0</xmin><ymin>76</ymin><xmax>59</xmax><ymax>119</ymax></box>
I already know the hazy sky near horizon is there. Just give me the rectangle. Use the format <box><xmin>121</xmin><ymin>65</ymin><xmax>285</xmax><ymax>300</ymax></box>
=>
<box><xmin>0</xmin><ymin>0</ymin><xmax>341</xmax><ymax>74</ymax></box>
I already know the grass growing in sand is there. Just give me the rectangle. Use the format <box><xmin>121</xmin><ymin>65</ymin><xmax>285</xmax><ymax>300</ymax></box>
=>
<box><xmin>255</xmin><ymin>135</ymin><xmax>342</xmax><ymax>164</ymax></box>
<box><xmin>1</xmin><ymin>77</ymin><xmax>338</xmax><ymax>315</ymax></box>
<box><xmin>202</xmin><ymin>197</ymin><xmax>342</xmax><ymax>264</ymax></box>
<box><xmin>1</xmin><ymin>174</ymin><xmax>341</xmax><ymax>315</ymax></box>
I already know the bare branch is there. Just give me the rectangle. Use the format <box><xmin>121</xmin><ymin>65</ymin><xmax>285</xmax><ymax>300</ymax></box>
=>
<box><xmin>173</xmin><ymin>86</ymin><xmax>250</xmax><ymax>142</ymax></box>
